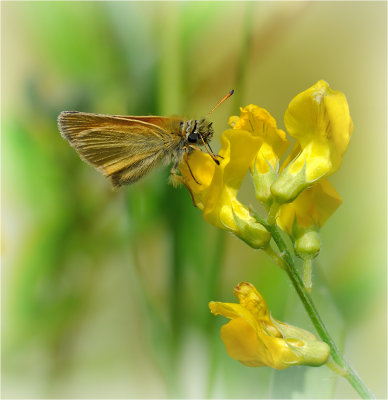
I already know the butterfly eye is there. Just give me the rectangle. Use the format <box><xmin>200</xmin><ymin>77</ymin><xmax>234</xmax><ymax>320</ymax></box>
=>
<box><xmin>188</xmin><ymin>131</ymin><xmax>198</xmax><ymax>143</ymax></box>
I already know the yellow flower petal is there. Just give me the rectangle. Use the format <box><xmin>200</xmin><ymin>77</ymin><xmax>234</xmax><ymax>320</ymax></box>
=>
<box><xmin>179</xmin><ymin>130</ymin><xmax>270</xmax><ymax>249</ymax></box>
<box><xmin>279</xmin><ymin>142</ymin><xmax>301</xmax><ymax>173</ymax></box>
<box><xmin>218</xmin><ymin>129</ymin><xmax>262</xmax><ymax>189</ymax></box>
<box><xmin>221</xmin><ymin>318</ymin><xmax>272</xmax><ymax>367</ymax></box>
<box><xmin>209</xmin><ymin>301</ymin><xmax>261</xmax><ymax>333</ymax></box>
<box><xmin>276</xmin><ymin>179</ymin><xmax>342</xmax><ymax>259</ymax></box>
<box><xmin>210</xmin><ymin>282</ymin><xmax>330</xmax><ymax>369</ymax></box>
<box><xmin>228</xmin><ymin>104</ymin><xmax>286</xmax><ymax>149</ymax></box>
<box><xmin>229</xmin><ymin>104</ymin><xmax>290</xmax><ymax>207</ymax></box>
<box><xmin>229</xmin><ymin>104</ymin><xmax>289</xmax><ymax>174</ymax></box>
<box><xmin>233</xmin><ymin>281</ymin><xmax>270</xmax><ymax>321</ymax></box>
<box><xmin>202</xmin><ymin>129</ymin><xmax>261</xmax><ymax>228</ymax></box>
<box><xmin>277</xmin><ymin>178</ymin><xmax>342</xmax><ymax>235</ymax></box>
<box><xmin>272</xmin><ymin>80</ymin><xmax>353</xmax><ymax>203</ymax></box>
<box><xmin>178</xmin><ymin>150</ymin><xmax>215</xmax><ymax>210</ymax></box>
<box><xmin>284</xmin><ymin>81</ymin><xmax>353</xmax><ymax>169</ymax></box>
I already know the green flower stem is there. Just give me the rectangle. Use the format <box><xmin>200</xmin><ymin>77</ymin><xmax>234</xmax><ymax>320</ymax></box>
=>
<box><xmin>267</xmin><ymin>201</ymin><xmax>280</xmax><ymax>226</ymax></box>
<box><xmin>326</xmin><ymin>356</ymin><xmax>348</xmax><ymax>377</ymax></box>
<box><xmin>303</xmin><ymin>257</ymin><xmax>313</xmax><ymax>293</ymax></box>
<box><xmin>251</xmin><ymin>211</ymin><xmax>375</xmax><ymax>399</ymax></box>
<box><xmin>264</xmin><ymin>245</ymin><xmax>286</xmax><ymax>270</ymax></box>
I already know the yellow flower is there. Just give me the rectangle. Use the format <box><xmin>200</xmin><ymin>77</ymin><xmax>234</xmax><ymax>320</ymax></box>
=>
<box><xmin>179</xmin><ymin>82</ymin><xmax>350</xmax><ymax>249</ymax></box>
<box><xmin>229</xmin><ymin>105</ymin><xmax>289</xmax><ymax>208</ymax></box>
<box><xmin>271</xmin><ymin>80</ymin><xmax>353</xmax><ymax>203</ymax></box>
<box><xmin>229</xmin><ymin>104</ymin><xmax>289</xmax><ymax>173</ymax></box>
<box><xmin>277</xmin><ymin>178</ymin><xmax>342</xmax><ymax>235</ymax></box>
<box><xmin>179</xmin><ymin>130</ymin><xmax>271</xmax><ymax>249</ymax></box>
<box><xmin>276</xmin><ymin>179</ymin><xmax>342</xmax><ymax>258</ymax></box>
<box><xmin>209</xmin><ymin>282</ymin><xmax>330</xmax><ymax>369</ymax></box>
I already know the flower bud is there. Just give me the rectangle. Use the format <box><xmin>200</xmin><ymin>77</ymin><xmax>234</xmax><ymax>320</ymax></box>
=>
<box><xmin>294</xmin><ymin>229</ymin><xmax>321</xmax><ymax>259</ymax></box>
<box><xmin>230</xmin><ymin>205</ymin><xmax>271</xmax><ymax>249</ymax></box>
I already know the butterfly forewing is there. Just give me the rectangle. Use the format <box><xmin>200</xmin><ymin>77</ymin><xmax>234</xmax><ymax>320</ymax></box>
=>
<box><xmin>58</xmin><ymin>111</ymin><xmax>183</xmax><ymax>187</ymax></box>
<box><xmin>117</xmin><ymin>115</ymin><xmax>184</xmax><ymax>133</ymax></box>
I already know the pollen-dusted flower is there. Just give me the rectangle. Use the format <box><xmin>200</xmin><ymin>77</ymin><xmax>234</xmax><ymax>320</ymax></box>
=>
<box><xmin>209</xmin><ymin>282</ymin><xmax>330</xmax><ymax>369</ymax></box>
<box><xmin>229</xmin><ymin>105</ymin><xmax>289</xmax><ymax>208</ymax></box>
<box><xmin>271</xmin><ymin>80</ymin><xmax>353</xmax><ymax>203</ymax></box>
<box><xmin>276</xmin><ymin>179</ymin><xmax>342</xmax><ymax>258</ymax></box>
<box><xmin>179</xmin><ymin>129</ymin><xmax>271</xmax><ymax>249</ymax></box>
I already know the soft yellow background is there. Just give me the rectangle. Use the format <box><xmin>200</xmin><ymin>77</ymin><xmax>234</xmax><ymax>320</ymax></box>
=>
<box><xmin>2</xmin><ymin>2</ymin><xmax>386</xmax><ymax>399</ymax></box>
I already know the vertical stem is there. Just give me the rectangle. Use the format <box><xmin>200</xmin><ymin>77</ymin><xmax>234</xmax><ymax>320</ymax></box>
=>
<box><xmin>267</xmin><ymin>201</ymin><xmax>280</xmax><ymax>226</ymax></box>
<box><xmin>264</xmin><ymin>245</ymin><xmax>286</xmax><ymax>270</ymax></box>
<box><xmin>251</xmin><ymin>211</ymin><xmax>375</xmax><ymax>399</ymax></box>
<box><xmin>303</xmin><ymin>257</ymin><xmax>313</xmax><ymax>292</ymax></box>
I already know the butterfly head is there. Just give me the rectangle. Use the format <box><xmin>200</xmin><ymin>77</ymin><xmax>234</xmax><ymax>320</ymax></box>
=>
<box><xmin>184</xmin><ymin>119</ymin><xmax>214</xmax><ymax>145</ymax></box>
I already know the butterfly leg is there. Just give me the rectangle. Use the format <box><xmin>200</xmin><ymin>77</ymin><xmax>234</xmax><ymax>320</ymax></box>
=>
<box><xmin>169</xmin><ymin>157</ymin><xmax>200</xmax><ymax>186</ymax></box>
<box><xmin>183</xmin><ymin>148</ymin><xmax>201</xmax><ymax>185</ymax></box>
<box><xmin>206</xmin><ymin>141</ymin><xmax>224</xmax><ymax>159</ymax></box>
<box><xmin>169</xmin><ymin>158</ymin><xmax>199</xmax><ymax>207</ymax></box>
<box><xmin>169</xmin><ymin>161</ymin><xmax>183</xmax><ymax>188</ymax></box>
<box><xmin>170</xmin><ymin>159</ymin><xmax>179</xmax><ymax>175</ymax></box>
<box><xmin>188</xmin><ymin>144</ymin><xmax>203</xmax><ymax>153</ymax></box>
<box><xmin>188</xmin><ymin>144</ymin><xmax>222</xmax><ymax>164</ymax></box>
<box><xmin>170</xmin><ymin>171</ymin><xmax>198</xmax><ymax>206</ymax></box>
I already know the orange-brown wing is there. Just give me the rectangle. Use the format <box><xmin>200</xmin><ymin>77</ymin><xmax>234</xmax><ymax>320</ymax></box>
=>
<box><xmin>58</xmin><ymin>111</ymin><xmax>181</xmax><ymax>187</ymax></box>
<box><xmin>116</xmin><ymin>115</ymin><xmax>184</xmax><ymax>137</ymax></box>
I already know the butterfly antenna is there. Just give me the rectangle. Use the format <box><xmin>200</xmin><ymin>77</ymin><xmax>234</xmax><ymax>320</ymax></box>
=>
<box><xmin>205</xmin><ymin>89</ymin><xmax>234</xmax><ymax>117</ymax></box>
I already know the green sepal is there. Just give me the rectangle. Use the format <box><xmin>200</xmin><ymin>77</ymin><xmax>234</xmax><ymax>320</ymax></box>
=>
<box><xmin>251</xmin><ymin>156</ymin><xmax>278</xmax><ymax>210</ymax></box>
<box><xmin>231</xmin><ymin>206</ymin><xmax>271</xmax><ymax>250</ymax></box>
<box><xmin>271</xmin><ymin>161</ymin><xmax>310</xmax><ymax>204</ymax></box>
<box><xmin>272</xmin><ymin>317</ymin><xmax>330</xmax><ymax>367</ymax></box>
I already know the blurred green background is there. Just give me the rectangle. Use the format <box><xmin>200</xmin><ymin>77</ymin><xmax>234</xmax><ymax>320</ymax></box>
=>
<box><xmin>2</xmin><ymin>2</ymin><xmax>386</xmax><ymax>399</ymax></box>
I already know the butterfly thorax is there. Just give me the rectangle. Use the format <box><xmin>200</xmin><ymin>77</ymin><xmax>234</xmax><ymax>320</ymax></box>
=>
<box><xmin>179</xmin><ymin>118</ymin><xmax>214</xmax><ymax>145</ymax></box>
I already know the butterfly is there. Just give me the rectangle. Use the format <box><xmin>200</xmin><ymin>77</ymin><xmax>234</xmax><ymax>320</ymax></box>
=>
<box><xmin>58</xmin><ymin>90</ymin><xmax>233</xmax><ymax>188</ymax></box>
